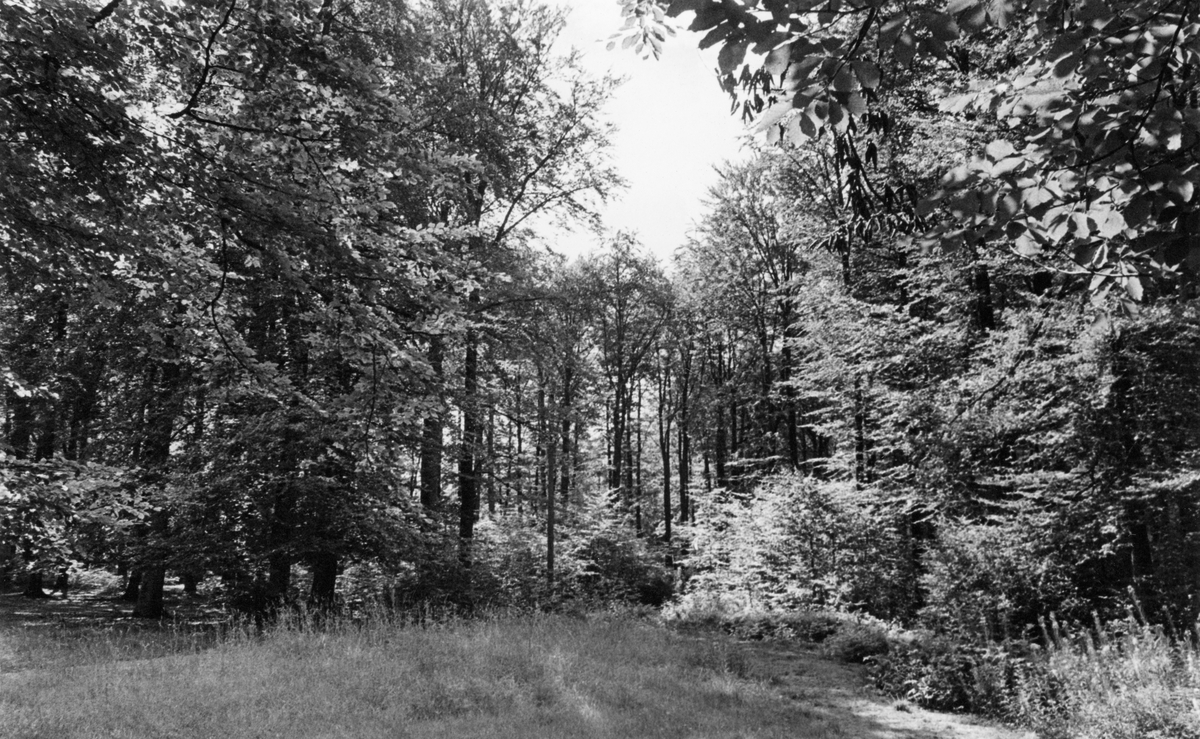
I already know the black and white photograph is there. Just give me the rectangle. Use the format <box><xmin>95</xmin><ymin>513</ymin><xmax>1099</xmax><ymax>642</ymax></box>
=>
<box><xmin>2</xmin><ymin>0</ymin><xmax>1197</xmax><ymax>736</ymax></box>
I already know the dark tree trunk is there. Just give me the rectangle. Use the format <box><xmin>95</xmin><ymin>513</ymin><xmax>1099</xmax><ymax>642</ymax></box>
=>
<box><xmin>420</xmin><ymin>336</ymin><xmax>444</xmax><ymax>509</ymax></box>
<box><xmin>133</xmin><ymin>556</ymin><xmax>165</xmax><ymax>619</ymax></box>
<box><xmin>458</xmin><ymin>317</ymin><xmax>482</xmax><ymax>544</ymax></box>
<box><xmin>545</xmin><ymin>384</ymin><xmax>557</xmax><ymax>592</ymax></box>
<box><xmin>309</xmin><ymin>552</ymin><xmax>338</xmax><ymax>611</ymax></box>
<box><xmin>560</xmin><ymin>364</ymin><xmax>573</xmax><ymax>506</ymax></box>
<box><xmin>23</xmin><ymin>571</ymin><xmax>48</xmax><ymax>598</ymax></box>
<box><xmin>133</xmin><ymin>509</ymin><xmax>169</xmax><ymax>618</ymax></box>
<box><xmin>715</xmin><ymin>406</ymin><xmax>728</xmax><ymax>488</ymax></box>
<box><xmin>659</xmin><ymin>400</ymin><xmax>672</xmax><ymax>546</ymax></box>
<box><xmin>268</xmin><ymin>551</ymin><xmax>292</xmax><ymax>602</ymax></box>
<box><xmin>972</xmin><ymin>264</ymin><xmax>996</xmax><ymax>332</ymax></box>
<box><xmin>8</xmin><ymin>393</ymin><xmax>32</xmax><ymax>460</ymax></box>
<box><xmin>181</xmin><ymin>571</ymin><xmax>199</xmax><ymax>595</ymax></box>
<box><xmin>121</xmin><ymin>570</ymin><xmax>141</xmax><ymax>602</ymax></box>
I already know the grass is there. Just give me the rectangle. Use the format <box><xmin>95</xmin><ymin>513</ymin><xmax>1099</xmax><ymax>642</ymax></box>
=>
<box><xmin>1</xmin><ymin>610</ymin><xmax>860</xmax><ymax>739</ymax></box>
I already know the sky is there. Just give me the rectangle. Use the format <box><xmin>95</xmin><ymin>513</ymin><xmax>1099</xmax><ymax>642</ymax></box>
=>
<box><xmin>543</xmin><ymin>0</ymin><xmax>752</xmax><ymax>262</ymax></box>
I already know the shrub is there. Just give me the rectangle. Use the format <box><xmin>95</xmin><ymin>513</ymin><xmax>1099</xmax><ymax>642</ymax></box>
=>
<box><xmin>920</xmin><ymin>516</ymin><xmax>1078</xmax><ymax>641</ymax></box>
<box><xmin>821</xmin><ymin>622</ymin><xmax>890</xmax><ymax>663</ymax></box>
<box><xmin>69</xmin><ymin>567</ymin><xmax>123</xmax><ymax>595</ymax></box>
<box><xmin>867</xmin><ymin>637</ymin><xmax>1037</xmax><ymax>715</ymax></box>
<box><xmin>682</xmin><ymin>474</ymin><xmax>913</xmax><ymax>620</ymax></box>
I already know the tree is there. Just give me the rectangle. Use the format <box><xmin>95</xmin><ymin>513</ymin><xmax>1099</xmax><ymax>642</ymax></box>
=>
<box><xmin>620</xmin><ymin>0</ymin><xmax>1199</xmax><ymax>298</ymax></box>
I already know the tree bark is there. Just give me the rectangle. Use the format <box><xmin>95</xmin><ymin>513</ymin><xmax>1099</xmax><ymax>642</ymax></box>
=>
<box><xmin>458</xmin><ymin>315</ymin><xmax>482</xmax><ymax>544</ymax></box>
<box><xmin>308</xmin><ymin>551</ymin><xmax>338</xmax><ymax>611</ymax></box>
<box><xmin>420</xmin><ymin>336</ymin><xmax>444</xmax><ymax>509</ymax></box>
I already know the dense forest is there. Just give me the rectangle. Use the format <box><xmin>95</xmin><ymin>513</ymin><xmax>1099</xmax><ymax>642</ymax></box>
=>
<box><xmin>3</xmin><ymin>0</ymin><xmax>1200</xmax><ymax>699</ymax></box>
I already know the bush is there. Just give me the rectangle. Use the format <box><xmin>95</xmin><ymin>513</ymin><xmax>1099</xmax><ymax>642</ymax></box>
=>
<box><xmin>69</xmin><ymin>567</ymin><xmax>123</xmax><ymax>595</ymax></box>
<box><xmin>821</xmin><ymin>622</ymin><xmax>889</xmax><ymax>663</ymax></box>
<box><xmin>682</xmin><ymin>475</ymin><xmax>914</xmax><ymax>621</ymax></box>
<box><xmin>868</xmin><ymin>637</ymin><xmax>1024</xmax><ymax>715</ymax></box>
<box><xmin>920</xmin><ymin>516</ymin><xmax>1078</xmax><ymax>641</ymax></box>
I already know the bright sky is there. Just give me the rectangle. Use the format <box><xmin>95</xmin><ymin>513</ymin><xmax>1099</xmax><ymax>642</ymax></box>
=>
<box><xmin>545</xmin><ymin>0</ymin><xmax>751</xmax><ymax>262</ymax></box>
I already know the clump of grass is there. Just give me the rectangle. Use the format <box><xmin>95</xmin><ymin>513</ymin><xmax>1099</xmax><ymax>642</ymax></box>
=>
<box><xmin>2</xmin><ymin>612</ymin><xmax>855</xmax><ymax>739</ymax></box>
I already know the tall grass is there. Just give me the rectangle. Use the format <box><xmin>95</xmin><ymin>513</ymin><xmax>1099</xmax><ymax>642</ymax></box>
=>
<box><xmin>2</xmin><ymin>611</ymin><xmax>854</xmax><ymax>739</ymax></box>
<box><xmin>869</xmin><ymin>611</ymin><xmax>1200</xmax><ymax>739</ymax></box>
<box><xmin>1016</xmin><ymin>615</ymin><xmax>1200</xmax><ymax>739</ymax></box>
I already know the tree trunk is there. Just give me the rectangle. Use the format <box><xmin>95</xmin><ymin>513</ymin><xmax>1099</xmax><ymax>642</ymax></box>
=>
<box><xmin>545</xmin><ymin>385</ymin><xmax>557</xmax><ymax>593</ymax></box>
<box><xmin>659</xmin><ymin>388</ymin><xmax>672</xmax><ymax>547</ymax></box>
<box><xmin>309</xmin><ymin>551</ymin><xmax>339</xmax><ymax>611</ymax></box>
<box><xmin>121</xmin><ymin>570</ymin><xmax>141</xmax><ymax>602</ymax></box>
<box><xmin>486</xmin><ymin>409</ymin><xmax>496</xmax><ymax>515</ymax></box>
<box><xmin>420</xmin><ymin>336</ymin><xmax>444</xmax><ymax>509</ymax></box>
<box><xmin>134</xmin><ymin>509</ymin><xmax>171</xmax><ymax>617</ymax></box>
<box><xmin>22</xmin><ymin>571</ymin><xmax>48</xmax><ymax>599</ymax></box>
<box><xmin>560</xmin><ymin>365</ymin><xmax>573</xmax><ymax>506</ymax></box>
<box><xmin>458</xmin><ymin>317</ymin><xmax>482</xmax><ymax>544</ymax></box>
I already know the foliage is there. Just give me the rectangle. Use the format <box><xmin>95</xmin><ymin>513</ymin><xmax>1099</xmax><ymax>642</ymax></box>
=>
<box><xmin>682</xmin><ymin>473</ymin><xmax>911</xmax><ymax>618</ymax></box>
<box><xmin>919</xmin><ymin>515</ymin><xmax>1081</xmax><ymax>640</ymax></box>
<box><xmin>819</xmin><ymin>620</ymin><xmax>891</xmax><ymax>662</ymax></box>
<box><xmin>870</xmin><ymin>616</ymin><xmax>1200</xmax><ymax>738</ymax></box>
<box><xmin>625</xmin><ymin>0</ymin><xmax>1200</xmax><ymax>291</ymax></box>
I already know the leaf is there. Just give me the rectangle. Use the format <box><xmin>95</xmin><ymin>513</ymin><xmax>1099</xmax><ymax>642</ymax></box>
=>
<box><xmin>699</xmin><ymin>23</ymin><xmax>733</xmax><ymax>49</ymax></box>
<box><xmin>764</xmin><ymin>42</ymin><xmax>792</xmax><ymax>77</ymax></box>
<box><xmin>753</xmin><ymin>99</ymin><xmax>795</xmax><ymax>133</ymax></box>
<box><xmin>799</xmin><ymin>112</ymin><xmax>818</xmax><ymax>138</ymax></box>
<box><xmin>1168</xmin><ymin>177</ymin><xmax>1195</xmax><ymax>204</ymax></box>
<box><xmin>1120</xmin><ymin>275</ymin><xmax>1143</xmax><ymax>301</ymax></box>
<box><xmin>667</xmin><ymin>0</ymin><xmax>711</xmax><ymax>16</ymax></box>
<box><xmin>985</xmin><ymin>140</ymin><xmax>1015</xmax><ymax>160</ymax></box>
<box><xmin>851</xmin><ymin>60</ymin><xmax>881</xmax><ymax>90</ymax></box>
<box><xmin>894</xmin><ymin>31</ymin><xmax>917</xmax><ymax>67</ymax></box>
<box><xmin>717</xmin><ymin>38</ymin><xmax>750</xmax><ymax>74</ymax></box>
<box><xmin>832</xmin><ymin>65</ymin><xmax>856</xmax><ymax>92</ymax></box>
<box><xmin>927</xmin><ymin>13</ymin><xmax>960</xmax><ymax>42</ymax></box>
<box><xmin>846</xmin><ymin>91</ymin><xmax>867</xmax><ymax>117</ymax></box>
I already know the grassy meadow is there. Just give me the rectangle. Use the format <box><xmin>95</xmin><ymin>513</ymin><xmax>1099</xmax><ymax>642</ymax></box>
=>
<box><xmin>1</xmin><ymin>612</ymin><xmax>858</xmax><ymax>739</ymax></box>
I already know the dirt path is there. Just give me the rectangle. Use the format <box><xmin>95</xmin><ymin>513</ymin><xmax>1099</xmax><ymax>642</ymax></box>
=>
<box><xmin>738</xmin><ymin>639</ymin><xmax>1036</xmax><ymax>739</ymax></box>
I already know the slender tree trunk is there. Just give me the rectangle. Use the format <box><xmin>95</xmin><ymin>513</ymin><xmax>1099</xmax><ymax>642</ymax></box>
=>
<box><xmin>658</xmin><ymin>384</ymin><xmax>672</xmax><ymax>547</ymax></box>
<box><xmin>486</xmin><ymin>409</ymin><xmax>496</xmax><ymax>516</ymax></box>
<box><xmin>715</xmin><ymin>406</ymin><xmax>728</xmax><ymax>488</ymax></box>
<box><xmin>545</xmin><ymin>382</ymin><xmax>556</xmax><ymax>593</ymax></box>
<box><xmin>972</xmin><ymin>263</ymin><xmax>995</xmax><ymax>332</ymax></box>
<box><xmin>635</xmin><ymin>379</ymin><xmax>644</xmax><ymax>533</ymax></box>
<box><xmin>134</xmin><ymin>348</ymin><xmax>182</xmax><ymax>619</ymax></box>
<box><xmin>420</xmin><ymin>336</ymin><xmax>444</xmax><ymax>509</ymax></box>
<box><xmin>458</xmin><ymin>316</ymin><xmax>482</xmax><ymax>546</ymax></box>
<box><xmin>560</xmin><ymin>364</ymin><xmax>572</xmax><ymax>506</ymax></box>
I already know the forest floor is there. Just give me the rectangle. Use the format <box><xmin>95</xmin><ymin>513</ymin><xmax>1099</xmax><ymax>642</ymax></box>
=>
<box><xmin>1</xmin><ymin>593</ymin><xmax>1034</xmax><ymax>738</ymax></box>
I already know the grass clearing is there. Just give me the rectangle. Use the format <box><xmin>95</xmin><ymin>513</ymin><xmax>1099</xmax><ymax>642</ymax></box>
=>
<box><xmin>2</xmin><ymin>612</ymin><xmax>866</xmax><ymax>739</ymax></box>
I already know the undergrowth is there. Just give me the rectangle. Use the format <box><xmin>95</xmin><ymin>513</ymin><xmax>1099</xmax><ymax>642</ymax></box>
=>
<box><xmin>868</xmin><ymin>614</ymin><xmax>1200</xmax><ymax>739</ymax></box>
